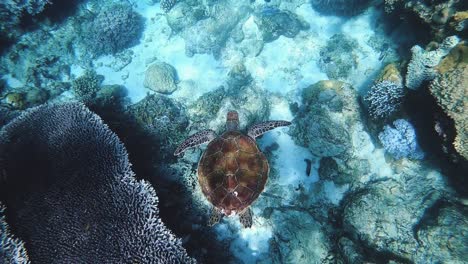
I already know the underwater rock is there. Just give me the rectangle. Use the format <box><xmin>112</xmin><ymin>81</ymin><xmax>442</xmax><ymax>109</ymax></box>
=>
<box><xmin>188</xmin><ymin>76</ymin><xmax>270</xmax><ymax>132</ymax></box>
<box><xmin>364</xmin><ymin>80</ymin><xmax>405</xmax><ymax>120</ymax></box>
<box><xmin>341</xmin><ymin>160</ymin><xmax>462</xmax><ymax>262</ymax></box>
<box><xmin>406</xmin><ymin>36</ymin><xmax>459</xmax><ymax>90</ymax></box>
<box><xmin>0</xmin><ymin>203</ymin><xmax>30</xmax><ymax>264</ymax></box>
<box><xmin>24</xmin><ymin>88</ymin><xmax>49</xmax><ymax>106</ymax></box>
<box><xmin>318</xmin><ymin>34</ymin><xmax>359</xmax><ymax>80</ymax></box>
<box><xmin>429</xmin><ymin>43</ymin><xmax>467</xmax><ymax>160</ymax></box>
<box><xmin>144</xmin><ymin>62</ymin><xmax>178</xmax><ymax>94</ymax></box>
<box><xmin>166</xmin><ymin>2</ymin><xmax>207</xmax><ymax>33</ymax></box>
<box><xmin>181</xmin><ymin>0</ymin><xmax>250</xmax><ymax>57</ymax></box>
<box><xmin>0</xmin><ymin>103</ymin><xmax>195</xmax><ymax>263</ymax></box>
<box><xmin>310</xmin><ymin>0</ymin><xmax>371</xmax><ymax>17</ymax></box>
<box><xmin>254</xmin><ymin>7</ymin><xmax>309</xmax><ymax>43</ymax></box>
<box><xmin>292</xmin><ymin>80</ymin><xmax>360</xmax><ymax>158</ymax></box>
<box><xmin>292</xmin><ymin>80</ymin><xmax>372</xmax><ymax>186</ymax></box>
<box><xmin>81</xmin><ymin>3</ymin><xmax>144</xmax><ymax>56</ymax></box>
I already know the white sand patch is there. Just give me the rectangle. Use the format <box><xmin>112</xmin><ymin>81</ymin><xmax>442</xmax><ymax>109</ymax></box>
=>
<box><xmin>323</xmin><ymin>181</ymin><xmax>349</xmax><ymax>205</ymax></box>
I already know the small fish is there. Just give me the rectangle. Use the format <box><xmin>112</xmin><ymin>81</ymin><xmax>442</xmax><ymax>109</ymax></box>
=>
<box><xmin>304</xmin><ymin>158</ymin><xmax>312</xmax><ymax>176</ymax></box>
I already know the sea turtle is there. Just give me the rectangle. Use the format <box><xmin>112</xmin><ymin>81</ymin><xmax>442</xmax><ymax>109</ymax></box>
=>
<box><xmin>174</xmin><ymin>111</ymin><xmax>291</xmax><ymax>228</ymax></box>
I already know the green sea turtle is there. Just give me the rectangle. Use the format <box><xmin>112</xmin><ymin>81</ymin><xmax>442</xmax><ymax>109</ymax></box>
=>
<box><xmin>174</xmin><ymin>111</ymin><xmax>291</xmax><ymax>227</ymax></box>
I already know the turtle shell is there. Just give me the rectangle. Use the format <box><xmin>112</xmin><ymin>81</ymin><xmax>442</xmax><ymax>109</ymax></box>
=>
<box><xmin>198</xmin><ymin>131</ymin><xmax>269</xmax><ymax>215</ymax></box>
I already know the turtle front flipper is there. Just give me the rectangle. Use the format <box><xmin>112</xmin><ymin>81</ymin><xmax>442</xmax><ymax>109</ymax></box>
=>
<box><xmin>174</xmin><ymin>129</ymin><xmax>217</xmax><ymax>156</ymax></box>
<box><xmin>239</xmin><ymin>207</ymin><xmax>253</xmax><ymax>228</ymax></box>
<box><xmin>208</xmin><ymin>207</ymin><xmax>223</xmax><ymax>226</ymax></box>
<box><xmin>247</xmin><ymin>121</ymin><xmax>291</xmax><ymax>139</ymax></box>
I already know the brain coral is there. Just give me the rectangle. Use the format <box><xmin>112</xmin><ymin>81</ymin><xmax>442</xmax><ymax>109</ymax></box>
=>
<box><xmin>0</xmin><ymin>103</ymin><xmax>195</xmax><ymax>263</ymax></box>
<box><xmin>82</xmin><ymin>3</ymin><xmax>144</xmax><ymax>56</ymax></box>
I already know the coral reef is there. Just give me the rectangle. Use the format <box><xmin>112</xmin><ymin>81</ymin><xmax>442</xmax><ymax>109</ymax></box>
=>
<box><xmin>81</xmin><ymin>3</ymin><xmax>144</xmax><ymax>56</ymax></box>
<box><xmin>161</xmin><ymin>0</ymin><xmax>178</xmax><ymax>12</ymax></box>
<box><xmin>310</xmin><ymin>0</ymin><xmax>371</xmax><ymax>16</ymax></box>
<box><xmin>384</xmin><ymin>0</ymin><xmax>468</xmax><ymax>40</ymax></box>
<box><xmin>429</xmin><ymin>43</ymin><xmax>467</xmax><ymax>160</ymax></box>
<box><xmin>292</xmin><ymin>80</ymin><xmax>360</xmax><ymax>158</ymax></box>
<box><xmin>166</xmin><ymin>2</ymin><xmax>207</xmax><ymax>33</ymax></box>
<box><xmin>405</xmin><ymin>36</ymin><xmax>459</xmax><ymax>90</ymax></box>
<box><xmin>364</xmin><ymin>80</ymin><xmax>405</xmax><ymax>120</ymax></box>
<box><xmin>0</xmin><ymin>203</ymin><xmax>30</xmax><ymax>264</ymax></box>
<box><xmin>188</xmin><ymin>67</ymin><xmax>270</xmax><ymax>132</ymax></box>
<box><xmin>128</xmin><ymin>93</ymin><xmax>189</xmax><ymax>158</ymax></box>
<box><xmin>71</xmin><ymin>70</ymin><xmax>103</xmax><ymax>98</ymax></box>
<box><xmin>0</xmin><ymin>103</ymin><xmax>195</xmax><ymax>263</ymax></box>
<box><xmin>181</xmin><ymin>0</ymin><xmax>250</xmax><ymax>57</ymax></box>
<box><xmin>318</xmin><ymin>34</ymin><xmax>359</xmax><ymax>80</ymax></box>
<box><xmin>378</xmin><ymin>119</ymin><xmax>424</xmax><ymax>160</ymax></box>
<box><xmin>144</xmin><ymin>62</ymin><xmax>179</xmax><ymax>94</ymax></box>
<box><xmin>254</xmin><ymin>7</ymin><xmax>309</xmax><ymax>43</ymax></box>
<box><xmin>0</xmin><ymin>0</ymin><xmax>51</xmax><ymax>41</ymax></box>
<box><xmin>341</xmin><ymin>161</ymin><xmax>465</xmax><ymax>263</ymax></box>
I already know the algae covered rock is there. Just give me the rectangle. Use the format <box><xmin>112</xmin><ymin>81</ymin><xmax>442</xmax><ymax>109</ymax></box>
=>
<box><xmin>144</xmin><ymin>62</ymin><xmax>178</xmax><ymax>94</ymax></box>
<box><xmin>292</xmin><ymin>80</ymin><xmax>361</xmax><ymax>158</ymax></box>
<box><xmin>254</xmin><ymin>7</ymin><xmax>309</xmax><ymax>43</ymax></box>
<box><xmin>341</xmin><ymin>160</ymin><xmax>464</xmax><ymax>263</ymax></box>
<box><xmin>318</xmin><ymin>34</ymin><xmax>359</xmax><ymax>80</ymax></box>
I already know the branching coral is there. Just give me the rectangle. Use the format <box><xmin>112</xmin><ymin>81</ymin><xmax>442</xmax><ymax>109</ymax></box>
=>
<box><xmin>405</xmin><ymin>36</ymin><xmax>459</xmax><ymax>90</ymax></box>
<box><xmin>364</xmin><ymin>80</ymin><xmax>405</xmax><ymax>120</ymax></box>
<box><xmin>81</xmin><ymin>3</ymin><xmax>144</xmax><ymax>56</ymax></box>
<box><xmin>378</xmin><ymin>119</ymin><xmax>424</xmax><ymax>159</ymax></box>
<box><xmin>0</xmin><ymin>203</ymin><xmax>30</xmax><ymax>264</ymax></box>
<box><xmin>0</xmin><ymin>103</ymin><xmax>195</xmax><ymax>263</ymax></box>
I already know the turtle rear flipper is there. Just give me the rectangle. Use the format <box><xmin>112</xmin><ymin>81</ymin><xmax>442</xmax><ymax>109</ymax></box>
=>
<box><xmin>208</xmin><ymin>207</ymin><xmax>223</xmax><ymax>226</ymax></box>
<box><xmin>174</xmin><ymin>129</ymin><xmax>217</xmax><ymax>156</ymax></box>
<box><xmin>239</xmin><ymin>207</ymin><xmax>253</xmax><ymax>228</ymax></box>
<box><xmin>247</xmin><ymin>121</ymin><xmax>291</xmax><ymax>139</ymax></box>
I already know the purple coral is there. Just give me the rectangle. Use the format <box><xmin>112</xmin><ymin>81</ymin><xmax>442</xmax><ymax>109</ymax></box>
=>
<box><xmin>378</xmin><ymin>119</ymin><xmax>424</xmax><ymax>160</ymax></box>
<box><xmin>0</xmin><ymin>103</ymin><xmax>195</xmax><ymax>263</ymax></box>
<box><xmin>364</xmin><ymin>80</ymin><xmax>405</xmax><ymax>120</ymax></box>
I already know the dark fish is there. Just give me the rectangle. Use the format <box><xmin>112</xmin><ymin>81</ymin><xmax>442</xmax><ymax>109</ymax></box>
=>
<box><xmin>304</xmin><ymin>158</ymin><xmax>312</xmax><ymax>176</ymax></box>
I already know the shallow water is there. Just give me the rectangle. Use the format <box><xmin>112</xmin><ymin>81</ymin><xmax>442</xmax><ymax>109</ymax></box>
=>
<box><xmin>0</xmin><ymin>0</ymin><xmax>467</xmax><ymax>263</ymax></box>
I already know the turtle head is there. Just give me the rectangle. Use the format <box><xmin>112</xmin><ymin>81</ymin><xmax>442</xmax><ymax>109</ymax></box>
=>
<box><xmin>226</xmin><ymin>111</ymin><xmax>239</xmax><ymax>131</ymax></box>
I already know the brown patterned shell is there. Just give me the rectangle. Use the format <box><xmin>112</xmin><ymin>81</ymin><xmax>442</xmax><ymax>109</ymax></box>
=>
<box><xmin>198</xmin><ymin>131</ymin><xmax>269</xmax><ymax>215</ymax></box>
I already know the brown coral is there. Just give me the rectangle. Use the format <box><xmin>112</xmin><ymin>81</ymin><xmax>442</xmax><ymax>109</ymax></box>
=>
<box><xmin>430</xmin><ymin>56</ymin><xmax>468</xmax><ymax>160</ymax></box>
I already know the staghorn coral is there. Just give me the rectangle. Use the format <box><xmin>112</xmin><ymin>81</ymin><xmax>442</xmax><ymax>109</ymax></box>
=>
<box><xmin>378</xmin><ymin>119</ymin><xmax>424</xmax><ymax>160</ymax></box>
<box><xmin>364</xmin><ymin>80</ymin><xmax>405</xmax><ymax>120</ymax></box>
<box><xmin>81</xmin><ymin>3</ymin><xmax>144</xmax><ymax>56</ymax></box>
<box><xmin>0</xmin><ymin>103</ymin><xmax>195</xmax><ymax>263</ymax></box>
<box><xmin>405</xmin><ymin>36</ymin><xmax>459</xmax><ymax>90</ymax></box>
<box><xmin>0</xmin><ymin>203</ymin><xmax>30</xmax><ymax>264</ymax></box>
